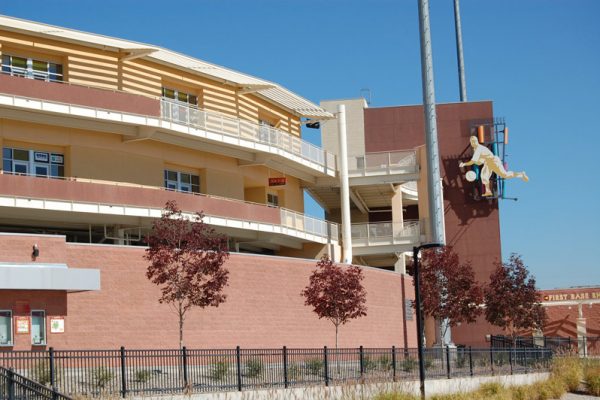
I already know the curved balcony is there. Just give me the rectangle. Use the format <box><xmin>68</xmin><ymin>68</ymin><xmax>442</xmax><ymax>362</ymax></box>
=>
<box><xmin>0</xmin><ymin>173</ymin><xmax>339</xmax><ymax>247</ymax></box>
<box><xmin>351</xmin><ymin>220</ymin><xmax>422</xmax><ymax>256</ymax></box>
<box><xmin>0</xmin><ymin>74</ymin><xmax>336</xmax><ymax>180</ymax></box>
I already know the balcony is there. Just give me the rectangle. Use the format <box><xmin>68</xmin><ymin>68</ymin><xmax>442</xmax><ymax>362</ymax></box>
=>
<box><xmin>0</xmin><ymin>173</ymin><xmax>339</xmax><ymax>248</ymax></box>
<box><xmin>0</xmin><ymin>74</ymin><xmax>336</xmax><ymax>180</ymax></box>
<box><xmin>351</xmin><ymin>220</ymin><xmax>422</xmax><ymax>256</ymax></box>
<box><xmin>348</xmin><ymin>150</ymin><xmax>418</xmax><ymax>181</ymax></box>
<box><xmin>161</xmin><ymin>100</ymin><xmax>336</xmax><ymax>176</ymax></box>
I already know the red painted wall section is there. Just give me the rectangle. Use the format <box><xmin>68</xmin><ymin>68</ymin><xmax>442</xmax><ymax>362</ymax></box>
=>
<box><xmin>0</xmin><ymin>234</ymin><xmax>417</xmax><ymax>350</ymax></box>
<box><xmin>0</xmin><ymin>174</ymin><xmax>280</xmax><ymax>225</ymax></box>
<box><xmin>0</xmin><ymin>74</ymin><xmax>160</xmax><ymax>116</ymax></box>
<box><xmin>364</xmin><ymin>102</ymin><xmax>505</xmax><ymax>346</ymax></box>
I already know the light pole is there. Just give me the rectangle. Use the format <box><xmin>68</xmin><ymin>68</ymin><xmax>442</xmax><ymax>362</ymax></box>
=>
<box><xmin>413</xmin><ymin>243</ymin><xmax>442</xmax><ymax>400</ymax></box>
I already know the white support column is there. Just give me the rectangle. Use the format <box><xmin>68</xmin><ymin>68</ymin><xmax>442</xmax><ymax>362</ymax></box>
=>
<box><xmin>338</xmin><ymin>104</ymin><xmax>353</xmax><ymax>264</ymax></box>
<box><xmin>577</xmin><ymin>303</ymin><xmax>587</xmax><ymax>357</ymax></box>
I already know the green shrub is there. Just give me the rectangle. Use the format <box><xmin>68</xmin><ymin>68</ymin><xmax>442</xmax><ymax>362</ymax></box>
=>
<box><xmin>400</xmin><ymin>357</ymin><xmax>417</xmax><ymax>372</ymax></box>
<box><xmin>31</xmin><ymin>360</ymin><xmax>52</xmax><ymax>386</ymax></box>
<box><xmin>477</xmin><ymin>382</ymin><xmax>504</xmax><ymax>397</ymax></box>
<box><xmin>585</xmin><ymin>366</ymin><xmax>600</xmax><ymax>396</ymax></box>
<box><xmin>211</xmin><ymin>360</ymin><xmax>230</xmax><ymax>381</ymax></box>
<box><xmin>305</xmin><ymin>358</ymin><xmax>324</xmax><ymax>376</ymax></box>
<box><xmin>378</xmin><ymin>354</ymin><xmax>392</xmax><ymax>371</ymax></box>
<box><xmin>374</xmin><ymin>393</ymin><xmax>418</xmax><ymax>400</ymax></box>
<box><xmin>91</xmin><ymin>366</ymin><xmax>114</xmax><ymax>389</ymax></box>
<box><xmin>363</xmin><ymin>356</ymin><xmax>377</xmax><ymax>372</ymax></box>
<box><xmin>134</xmin><ymin>369</ymin><xmax>152</xmax><ymax>383</ymax></box>
<box><xmin>287</xmin><ymin>363</ymin><xmax>301</xmax><ymax>381</ymax></box>
<box><xmin>244</xmin><ymin>358</ymin><xmax>264</xmax><ymax>378</ymax></box>
<box><xmin>424</xmin><ymin>358</ymin><xmax>434</xmax><ymax>370</ymax></box>
<box><xmin>552</xmin><ymin>357</ymin><xmax>582</xmax><ymax>392</ymax></box>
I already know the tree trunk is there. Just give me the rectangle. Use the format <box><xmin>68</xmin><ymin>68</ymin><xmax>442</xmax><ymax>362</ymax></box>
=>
<box><xmin>179</xmin><ymin>302</ymin><xmax>184</xmax><ymax>349</ymax></box>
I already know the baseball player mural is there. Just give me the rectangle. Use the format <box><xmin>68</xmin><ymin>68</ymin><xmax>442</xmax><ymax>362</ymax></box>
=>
<box><xmin>460</xmin><ymin>136</ymin><xmax>528</xmax><ymax>197</ymax></box>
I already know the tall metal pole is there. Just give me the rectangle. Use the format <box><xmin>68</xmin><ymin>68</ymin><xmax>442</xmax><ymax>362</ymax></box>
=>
<box><xmin>337</xmin><ymin>104</ymin><xmax>353</xmax><ymax>264</ymax></box>
<box><xmin>453</xmin><ymin>0</ymin><xmax>468</xmax><ymax>102</ymax></box>
<box><xmin>417</xmin><ymin>0</ymin><xmax>445</xmax><ymax>246</ymax></box>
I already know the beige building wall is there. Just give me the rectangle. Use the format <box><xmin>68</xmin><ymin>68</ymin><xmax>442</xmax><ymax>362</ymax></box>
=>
<box><xmin>0</xmin><ymin>120</ymin><xmax>305</xmax><ymax>211</ymax></box>
<box><xmin>0</xmin><ymin>29</ymin><xmax>301</xmax><ymax>136</ymax></box>
<box><xmin>319</xmin><ymin>98</ymin><xmax>368</xmax><ymax>158</ymax></box>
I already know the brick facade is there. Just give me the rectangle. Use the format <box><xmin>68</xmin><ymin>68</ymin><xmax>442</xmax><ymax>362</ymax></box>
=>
<box><xmin>0</xmin><ymin>234</ymin><xmax>417</xmax><ymax>350</ymax></box>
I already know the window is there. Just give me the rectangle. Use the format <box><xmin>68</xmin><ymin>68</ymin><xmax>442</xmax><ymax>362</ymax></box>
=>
<box><xmin>164</xmin><ymin>170</ymin><xmax>200</xmax><ymax>193</ymax></box>
<box><xmin>3</xmin><ymin>148</ymin><xmax>64</xmax><ymax>178</ymax></box>
<box><xmin>2</xmin><ymin>55</ymin><xmax>63</xmax><ymax>82</ymax></box>
<box><xmin>267</xmin><ymin>193</ymin><xmax>279</xmax><ymax>207</ymax></box>
<box><xmin>161</xmin><ymin>87</ymin><xmax>199</xmax><ymax>124</ymax></box>
<box><xmin>31</xmin><ymin>310</ymin><xmax>46</xmax><ymax>345</ymax></box>
<box><xmin>0</xmin><ymin>311</ymin><xmax>12</xmax><ymax>346</ymax></box>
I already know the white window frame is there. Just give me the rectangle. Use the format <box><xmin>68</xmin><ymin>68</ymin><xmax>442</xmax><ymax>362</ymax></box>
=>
<box><xmin>0</xmin><ymin>310</ymin><xmax>13</xmax><ymax>347</ymax></box>
<box><xmin>267</xmin><ymin>192</ymin><xmax>279</xmax><ymax>207</ymax></box>
<box><xmin>31</xmin><ymin>310</ymin><xmax>46</xmax><ymax>346</ymax></box>
<box><xmin>1</xmin><ymin>55</ymin><xmax>63</xmax><ymax>82</ymax></box>
<box><xmin>3</xmin><ymin>148</ymin><xmax>64</xmax><ymax>178</ymax></box>
<box><xmin>164</xmin><ymin>170</ymin><xmax>200</xmax><ymax>194</ymax></box>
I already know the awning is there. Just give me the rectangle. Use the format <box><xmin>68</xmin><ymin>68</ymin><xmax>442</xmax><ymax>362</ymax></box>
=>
<box><xmin>0</xmin><ymin>263</ymin><xmax>100</xmax><ymax>292</ymax></box>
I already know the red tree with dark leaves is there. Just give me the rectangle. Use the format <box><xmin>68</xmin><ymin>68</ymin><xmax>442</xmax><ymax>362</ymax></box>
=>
<box><xmin>145</xmin><ymin>201</ymin><xmax>229</xmax><ymax>348</ymax></box>
<box><xmin>301</xmin><ymin>255</ymin><xmax>367</xmax><ymax>349</ymax></box>
<box><xmin>420</xmin><ymin>246</ymin><xmax>483</xmax><ymax>340</ymax></box>
<box><xmin>484</xmin><ymin>254</ymin><xmax>547</xmax><ymax>338</ymax></box>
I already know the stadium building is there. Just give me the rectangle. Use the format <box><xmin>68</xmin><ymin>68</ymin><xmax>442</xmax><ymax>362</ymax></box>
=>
<box><xmin>0</xmin><ymin>15</ymin><xmax>423</xmax><ymax>350</ymax></box>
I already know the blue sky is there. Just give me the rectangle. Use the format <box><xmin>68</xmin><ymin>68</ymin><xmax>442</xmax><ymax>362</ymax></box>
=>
<box><xmin>2</xmin><ymin>1</ymin><xmax>598</xmax><ymax>289</ymax></box>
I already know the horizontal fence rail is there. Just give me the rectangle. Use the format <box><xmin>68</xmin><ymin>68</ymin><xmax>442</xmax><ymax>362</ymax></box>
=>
<box><xmin>491</xmin><ymin>335</ymin><xmax>600</xmax><ymax>357</ymax></box>
<box><xmin>0</xmin><ymin>346</ymin><xmax>553</xmax><ymax>397</ymax></box>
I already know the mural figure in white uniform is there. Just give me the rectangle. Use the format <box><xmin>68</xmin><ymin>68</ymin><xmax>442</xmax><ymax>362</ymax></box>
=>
<box><xmin>460</xmin><ymin>136</ymin><xmax>528</xmax><ymax>197</ymax></box>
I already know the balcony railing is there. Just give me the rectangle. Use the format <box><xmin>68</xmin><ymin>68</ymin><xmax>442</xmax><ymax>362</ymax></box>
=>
<box><xmin>0</xmin><ymin>172</ymin><xmax>338</xmax><ymax>244</ymax></box>
<box><xmin>280</xmin><ymin>208</ymin><xmax>339</xmax><ymax>241</ymax></box>
<box><xmin>351</xmin><ymin>220</ymin><xmax>421</xmax><ymax>247</ymax></box>
<box><xmin>0</xmin><ymin>80</ymin><xmax>335</xmax><ymax>177</ymax></box>
<box><xmin>348</xmin><ymin>150</ymin><xmax>417</xmax><ymax>176</ymax></box>
<box><xmin>161</xmin><ymin>100</ymin><xmax>336</xmax><ymax>171</ymax></box>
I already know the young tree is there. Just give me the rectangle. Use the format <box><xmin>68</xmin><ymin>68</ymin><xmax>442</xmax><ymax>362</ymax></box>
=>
<box><xmin>419</xmin><ymin>246</ymin><xmax>483</xmax><ymax>342</ymax></box>
<box><xmin>484</xmin><ymin>254</ymin><xmax>547</xmax><ymax>339</ymax></box>
<box><xmin>301</xmin><ymin>255</ymin><xmax>367</xmax><ymax>349</ymax></box>
<box><xmin>145</xmin><ymin>200</ymin><xmax>229</xmax><ymax>348</ymax></box>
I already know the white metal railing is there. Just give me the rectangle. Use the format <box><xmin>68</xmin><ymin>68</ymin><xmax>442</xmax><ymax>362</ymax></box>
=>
<box><xmin>351</xmin><ymin>220</ymin><xmax>420</xmax><ymax>245</ymax></box>
<box><xmin>161</xmin><ymin>99</ymin><xmax>336</xmax><ymax>170</ymax></box>
<box><xmin>0</xmin><ymin>171</ymin><xmax>338</xmax><ymax>243</ymax></box>
<box><xmin>0</xmin><ymin>90</ymin><xmax>335</xmax><ymax>177</ymax></box>
<box><xmin>348</xmin><ymin>150</ymin><xmax>417</xmax><ymax>176</ymax></box>
<box><xmin>280</xmin><ymin>208</ymin><xmax>339</xmax><ymax>242</ymax></box>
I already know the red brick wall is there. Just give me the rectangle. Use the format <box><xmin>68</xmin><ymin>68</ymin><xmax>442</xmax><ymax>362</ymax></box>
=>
<box><xmin>540</xmin><ymin>288</ymin><xmax>600</xmax><ymax>338</ymax></box>
<box><xmin>0</xmin><ymin>234</ymin><xmax>416</xmax><ymax>350</ymax></box>
<box><xmin>364</xmin><ymin>102</ymin><xmax>504</xmax><ymax>346</ymax></box>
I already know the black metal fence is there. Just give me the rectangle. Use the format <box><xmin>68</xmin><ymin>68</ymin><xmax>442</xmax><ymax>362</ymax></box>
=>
<box><xmin>0</xmin><ymin>346</ymin><xmax>552</xmax><ymax>397</ymax></box>
<box><xmin>0</xmin><ymin>366</ymin><xmax>72</xmax><ymax>400</ymax></box>
<box><xmin>491</xmin><ymin>335</ymin><xmax>600</xmax><ymax>356</ymax></box>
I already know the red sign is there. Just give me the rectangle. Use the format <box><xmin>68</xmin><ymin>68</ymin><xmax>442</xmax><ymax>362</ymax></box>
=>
<box><xmin>268</xmin><ymin>177</ymin><xmax>287</xmax><ymax>186</ymax></box>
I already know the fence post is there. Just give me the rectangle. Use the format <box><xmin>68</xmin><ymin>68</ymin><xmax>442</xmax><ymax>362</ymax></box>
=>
<box><xmin>7</xmin><ymin>368</ymin><xmax>15</xmax><ymax>400</ymax></box>
<box><xmin>120</xmin><ymin>346</ymin><xmax>127</xmax><ymax>398</ymax></box>
<box><xmin>392</xmin><ymin>346</ymin><xmax>397</xmax><ymax>382</ymax></box>
<box><xmin>49</xmin><ymin>347</ymin><xmax>56</xmax><ymax>388</ymax></box>
<box><xmin>283</xmin><ymin>346</ymin><xmax>288</xmax><ymax>389</ymax></box>
<box><xmin>359</xmin><ymin>346</ymin><xmax>364</xmax><ymax>379</ymax></box>
<box><xmin>182</xmin><ymin>346</ymin><xmax>188</xmax><ymax>389</ymax></box>
<box><xmin>236</xmin><ymin>346</ymin><xmax>242</xmax><ymax>392</ymax></box>
<box><xmin>469</xmin><ymin>346</ymin><xmax>473</xmax><ymax>377</ymax></box>
<box><xmin>509</xmin><ymin>348</ymin><xmax>513</xmax><ymax>375</ymax></box>
<box><xmin>445</xmin><ymin>345</ymin><xmax>451</xmax><ymax>379</ymax></box>
<box><xmin>323</xmin><ymin>346</ymin><xmax>329</xmax><ymax>387</ymax></box>
<box><xmin>490</xmin><ymin>347</ymin><xmax>494</xmax><ymax>375</ymax></box>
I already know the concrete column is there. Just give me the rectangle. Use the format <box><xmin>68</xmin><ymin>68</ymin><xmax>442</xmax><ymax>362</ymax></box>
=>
<box><xmin>394</xmin><ymin>254</ymin><xmax>406</xmax><ymax>274</ymax></box>
<box><xmin>577</xmin><ymin>303</ymin><xmax>587</xmax><ymax>357</ymax></box>
<box><xmin>337</xmin><ymin>104</ymin><xmax>352</xmax><ymax>264</ymax></box>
